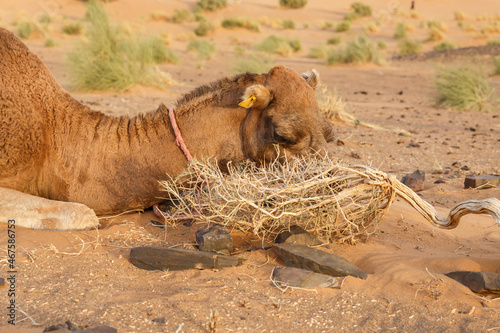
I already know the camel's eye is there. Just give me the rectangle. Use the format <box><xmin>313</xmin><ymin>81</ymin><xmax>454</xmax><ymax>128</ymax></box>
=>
<box><xmin>273</xmin><ymin>129</ymin><xmax>296</xmax><ymax>145</ymax></box>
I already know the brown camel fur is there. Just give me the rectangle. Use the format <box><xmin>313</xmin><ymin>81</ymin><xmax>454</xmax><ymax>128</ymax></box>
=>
<box><xmin>0</xmin><ymin>27</ymin><xmax>334</xmax><ymax>230</ymax></box>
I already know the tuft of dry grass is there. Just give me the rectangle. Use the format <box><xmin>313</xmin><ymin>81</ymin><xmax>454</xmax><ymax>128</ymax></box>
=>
<box><xmin>160</xmin><ymin>156</ymin><xmax>395</xmax><ymax>244</ymax></box>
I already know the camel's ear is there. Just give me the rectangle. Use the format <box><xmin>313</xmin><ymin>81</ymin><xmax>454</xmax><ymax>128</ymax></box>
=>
<box><xmin>302</xmin><ymin>69</ymin><xmax>320</xmax><ymax>90</ymax></box>
<box><xmin>239</xmin><ymin>84</ymin><xmax>272</xmax><ymax>109</ymax></box>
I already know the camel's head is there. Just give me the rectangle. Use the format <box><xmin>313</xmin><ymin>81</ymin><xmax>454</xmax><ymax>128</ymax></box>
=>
<box><xmin>240</xmin><ymin>66</ymin><xmax>334</xmax><ymax>163</ymax></box>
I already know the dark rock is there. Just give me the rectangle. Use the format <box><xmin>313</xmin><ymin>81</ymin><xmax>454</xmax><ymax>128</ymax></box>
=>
<box><xmin>275</xmin><ymin>225</ymin><xmax>322</xmax><ymax>246</ymax></box>
<box><xmin>272</xmin><ymin>266</ymin><xmax>341</xmax><ymax>288</ymax></box>
<box><xmin>152</xmin><ymin>318</ymin><xmax>166</xmax><ymax>324</ymax></box>
<box><xmin>401</xmin><ymin>170</ymin><xmax>425</xmax><ymax>191</ymax></box>
<box><xmin>464</xmin><ymin>174</ymin><xmax>500</xmax><ymax>189</ymax></box>
<box><xmin>407</xmin><ymin>142</ymin><xmax>421</xmax><ymax>148</ymax></box>
<box><xmin>272</xmin><ymin>243</ymin><xmax>368</xmax><ymax>279</ymax></box>
<box><xmin>196</xmin><ymin>224</ymin><xmax>233</xmax><ymax>255</ymax></box>
<box><xmin>0</xmin><ymin>277</ymin><xmax>4</xmax><ymax>286</ymax></box>
<box><xmin>43</xmin><ymin>323</ymin><xmax>117</xmax><ymax>333</ymax></box>
<box><xmin>130</xmin><ymin>247</ymin><xmax>244</xmax><ymax>271</ymax></box>
<box><xmin>434</xmin><ymin>179</ymin><xmax>446</xmax><ymax>184</ymax></box>
<box><xmin>445</xmin><ymin>271</ymin><xmax>500</xmax><ymax>294</ymax></box>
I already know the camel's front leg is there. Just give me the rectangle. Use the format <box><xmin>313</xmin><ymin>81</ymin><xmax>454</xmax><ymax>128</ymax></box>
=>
<box><xmin>0</xmin><ymin>187</ymin><xmax>99</xmax><ymax>230</ymax></box>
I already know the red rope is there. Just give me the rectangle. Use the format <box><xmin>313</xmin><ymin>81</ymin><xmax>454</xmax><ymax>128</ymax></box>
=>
<box><xmin>168</xmin><ymin>107</ymin><xmax>193</xmax><ymax>164</ymax></box>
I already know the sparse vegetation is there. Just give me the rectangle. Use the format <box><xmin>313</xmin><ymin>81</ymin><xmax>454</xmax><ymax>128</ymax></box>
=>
<box><xmin>279</xmin><ymin>0</ymin><xmax>307</xmax><ymax>9</ymax></box>
<box><xmin>144</xmin><ymin>37</ymin><xmax>180</xmax><ymax>64</ymax></box>
<box><xmin>487</xmin><ymin>39</ymin><xmax>500</xmax><ymax>46</ymax></box>
<box><xmin>434</xmin><ymin>41</ymin><xmax>457</xmax><ymax>51</ymax></box>
<box><xmin>149</xmin><ymin>11</ymin><xmax>168</xmax><ymax>22</ymax></box>
<box><xmin>231</xmin><ymin>52</ymin><xmax>275</xmax><ymax>74</ymax></box>
<box><xmin>17</xmin><ymin>20</ymin><xmax>42</xmax><ymax>39</ymax></box>
<box><xmin>319</xmin><ymin>21</ymin><xmax>334</xmax><ymax>30</ymax></box>
<box><xmin>187</xmin><ymin>39</ymin><xmax>216</xmax><ymax>60</ymax></box>
<box><xmin>194</xmin><ymin>19</ymin><xmax>215</xmax><ymax>36</ymax></box>
<box><xmin>62</xmin><ymin>21</ymin><xmax>83</xmax><ymax>35</ymax></box>
<box><xmin>44</xmin><ymin>38</ymin><xmax>57</xmax><ymax>47</ymax></box>
<box><xmin>327</xmin><ymin>36</ymin><xmax>341</xmax><ymax>45</ymax></box>
<box><xmin>427</xmin><ymin>27</ymin><xmax>445</xmax><ymax>42</ymax></box>
<box><xmin>171</xmin><ymin>9</ymin><xmax>193</xmax><ymax>23</ymax></box>
<box><xmin>308</xmin><ymin>44</ymin><xmax>328</xmax><ymax>59</ymax></box>
<box><xmin>365</xmin><ymin>21</ymin><xmax>380</xmax><ymax>33</ymax></box>
<box><xmin>68</xmin><ymin>0</ymin><xmax>173</xmax><ymax>91</ymax></box>
<box><xmin>377</xmin><ymin>40</ymin><xmax>387</xmax><ymax>50</ymax></box>
<box><xmin>435</xmin><ymin>64</ymin><xmax>494</xmax><ymax>112</ymax></box>
<box><xmin>256</xmin><ymin>35</ymin><xmax>302</xmax><ymax>56</ymax></box>
<box><xmin>282</xmin><ymin>19</ymin><xmax>295</xmax><ymax>29</ymax></box>
<box><xmin>195</xmin><ymin>0</ymin><xmax>228</xmax><ymax>12</ymax></box>
<box><xmin>345</xmin><ymin>2</ymin><xmax>372</xmax><ymax>20</ymax></box>
<box><xmin>398</xmin><ymin>39</ymin><xmax>421</xmax><ymax>55</ymax></box>
<box><xmin>454</xmin><ymin>10</ymin><xmax>467</xmax><ymax>21</ymax></box>
<box><xmin>394</xmin><ymin>22</ymin><xmax>408</xmax><ymax>39</ymax></box>
<box><xmin>221</xmin><ymin>18</ymin><xmax>260</xmax><ymax>32</ymax></box>
<box><xmin>39</xmin><ymin>13</ymin><xmax>53</xmax><ymax>25</ymax></box>
<box><xmin>427</xmin><ymin>21</ymin><xmax>448</xmax><ymax>32</ymax></box>
<box><xmin>326</xmin><ymin>35</ymin><xmax>381</xmax><ymax>65</ymax></box>
<box><xmin>336</xmin><ymin>20</ymin><xmax>351</xmax><ymax>32</ymax></box>
<box><xmin>493</xmin><ymin>57</ymin><xmax>500</xmax><ymax>75</ymax></box>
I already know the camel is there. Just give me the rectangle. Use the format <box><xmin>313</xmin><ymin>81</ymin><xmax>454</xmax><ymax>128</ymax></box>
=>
<box><xmin>0</xmin><ymin>27</ymin><xmax>334</xmax><ymax>230</ymax></box>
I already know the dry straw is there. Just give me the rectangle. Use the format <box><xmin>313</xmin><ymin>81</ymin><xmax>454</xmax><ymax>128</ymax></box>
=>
<box><xmin>160</xmin><ymin>156</ymin><xmax>500</xmax><ymax>244</ymax></box>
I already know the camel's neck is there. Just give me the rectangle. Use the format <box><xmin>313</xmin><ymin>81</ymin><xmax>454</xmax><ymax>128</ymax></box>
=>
<box><xmin>42</xmin><ymin>77</ymin><xmax>256</xmax><ymax>214</ymax></box>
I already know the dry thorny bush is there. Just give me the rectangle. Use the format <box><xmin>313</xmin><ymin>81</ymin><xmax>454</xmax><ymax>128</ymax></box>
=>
<box><xmin>160</xmin><ymin>155</ymin><xmax>398</xmax><ymax>244</ymax></box>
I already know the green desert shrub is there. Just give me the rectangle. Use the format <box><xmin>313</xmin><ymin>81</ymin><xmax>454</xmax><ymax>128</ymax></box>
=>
<box><xmin>398</xmin><ymin>39</ymin><xmax>421</xmax><ymax>55</ymax></box>
<box><xmin>336</xmin><ymin>20</ymin><xmax>351</xmax><ymax>32</ymax></box>
<box><xmin>345</xmin><ymin>2</ymin><xmax>372</xmax><ymax>20</ymax></box>
<box><xmin>327</xmin><ymin>36</ymin><xmax>341</xmax><ymax>45</ymax></box>
<box><xmin>68</xmin><ymin>0</ymin><xmax>173</xmax><ymax>91</ymax></box>
<box><xmin>256</xmin><ymin>35</ymin><xmax>301</xmax><ymax>56</ymax></box>
<box><xmin>231</xmin><ymin>53</ymin><xmax>275</xmax><ymax>74</ymax></box>
<box><xmin>308</xmin><ymin>44</ymin><xmax>328</xmax><ymax>59</ymax></box>
<box><xmin>394</xmin><ymin>22</ymin><xmax>408</xmax><ymax>39</ymax></box>
<box><xmin>17</xmin><ymin>20</ymin><xmax>42</xmax><ymax>39</ymax></box>
<box><xmin>44</xmin><ymin>38</ymin><xmax>57</xmax><ymax>47</ymax></box>
<box><xmin>279</xmin><ymin>0</ymin><xmax>307</xmax><ymax>9</ymax></box>
<box><xmin>62</xmin><ymin>21</ymin><xmax>83</xmax><ymax>35</ymax></box>
<box><xmin>171</xmin><ymin>9</ymin><xmax>193</xmax><ymax>23</ymax></box>
<box><xmin>194</xmin><ymin>19</ymin><xmax>215</xmax><ymax>36</ymax></box>
<box><xmin>377</xmin><ymin>40</ymin><xmax>387</xmax><ymax>49</ymax></box>
<box><xmin>187</xmin><ymin>39</ymin><xmax>216</xmax><ymax>60</ymax></box>
<box><xmin>435</xmin><ymin>65</ymin><xmax>494</xmax><ymax>112</ymax></box>
<box><xmin>434</xmin><ymin>41</ymin><xmax>457</xmax><ymax>51</ymax></box>
<box><xmin>142</xmin><ymin>37</ymin><xmax>180</xmax><ymax>64</ymax></box>
<box><xmin>487</xmin><ymin>39</ymin><xmax>500</xmax><ymax>46</ymax></box>
<box><xmin>282</xmin><ymin>19</ymin><xmax>295</xmax><ymax>29</ymax></box>
<box><xmin>326</xmin><ymin>35</ymin><xmax>381</xmax><ymax>65</ymax></box>
<box><xmin>195</xmin><ymin>0</ymin><xmax>227</xmax><ymax>11</ymax></box>
<box><xmin>221</xmin><ymin>18</ymin><xmax>260</xmax><ymax>32</ymax></box>
<box><xmin>39</xmin><ymin>13</ymin><xmax>52</xmax><ymax>25</ymax></box>
<box><xmin>319</xmin><ymin>21</ymin><xmax>334</xmax><ymax>30</ymax></box>
<box><xmin>492</xmin><ymin>57</ymin><xmax>500</xmax><ymax>75</ymax></box>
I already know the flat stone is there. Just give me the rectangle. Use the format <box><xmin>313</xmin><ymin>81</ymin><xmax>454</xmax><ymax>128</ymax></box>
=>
<box><xmin>401</xmin><ymin>170</ymin><xmax>425</xmax><ymax>191</ymax></box>
<box><xmin>196</xmin><ymin>224</ymin><xmax>233</xmax><ymax>255</ymax></box>
<box><xmin>445</xmin><ymin>271</ymin><xmax>500</xmax><ymax>294</ymax></box>
<box><xmin>275</xmin><ymin>225</ymin><xmax>322</xmax><ymax>246</ymax></box>
<box><xmin>272</xmin><ymin>266</ymin><xmax>341</xmax><ymax>289</ymax></box>
<box><xmin>464</xmin><ymin>175</ymin><xmax>500</xmax><ymax>189</ymax></box>
<box><xmin>272</xmin><ymin>243</ymin><xmax>368</xmax><ymax>279</ymax></box>
<box><xmin>0</xmin><ymin>277</ymin><xmax>4</xmax><ymax>286</ymax></box>
<box><xmin>130</xmin><ymin>247</ymin><xmax>244</xmax><ymax>271</ymax></box>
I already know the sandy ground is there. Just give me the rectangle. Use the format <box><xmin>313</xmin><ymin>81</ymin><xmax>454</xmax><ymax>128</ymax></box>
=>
<box><xmin>1</xmin><ymin>0</ymin><xmax>500</xmax><ymax>332</ymax></box>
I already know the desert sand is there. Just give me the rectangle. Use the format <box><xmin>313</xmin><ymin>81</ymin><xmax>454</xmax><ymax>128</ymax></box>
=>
<box><xmin>0</xmin><ymin>0</ymin><xmax>499</xmax><ymax>332</ymax></box>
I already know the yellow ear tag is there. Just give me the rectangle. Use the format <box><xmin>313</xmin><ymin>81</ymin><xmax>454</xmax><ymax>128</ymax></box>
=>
<box><xmin>238</xmin><ymin>95</ymin><xmax>256</xmax><ymax>109</ymax></box>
